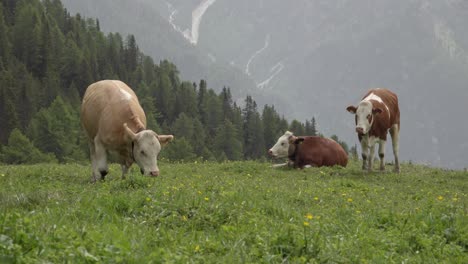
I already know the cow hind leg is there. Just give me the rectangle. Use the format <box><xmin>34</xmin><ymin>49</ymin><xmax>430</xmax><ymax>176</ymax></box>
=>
<box><xmin>94</xmin><ymin>138</ymin><xmax>108</xmax><ymax>181</ymax></box>
<box><xmin>88</xmin><ymin>141</ymin><xmax>98</xmax><ymax>183</ymax></box>
<box><xmin>390</xmin><ymin>124</ymin><xmax>400</xmax><ymax>173</ymax></box>
<box><xmin>378</xmin><ymin>140</ymin><xmax>386</xmax><ymax>171</ymax></box>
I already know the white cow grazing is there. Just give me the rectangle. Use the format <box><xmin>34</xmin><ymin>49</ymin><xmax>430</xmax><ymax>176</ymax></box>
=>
<box><xmin>81</xmin><ymin>80</ymin><xmax>173</xmax><ymax>182</ymax></box>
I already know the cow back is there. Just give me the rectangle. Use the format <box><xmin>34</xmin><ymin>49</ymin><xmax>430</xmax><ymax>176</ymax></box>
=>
<box><xmin>292</xmin><ymin>136</ymin><xmax>348</xmax><ymax>168</ymax></box>
<box><xmin>81</xmin><ymin>80</ymin><xmax>146</xmax><ymax>146</ymax></box>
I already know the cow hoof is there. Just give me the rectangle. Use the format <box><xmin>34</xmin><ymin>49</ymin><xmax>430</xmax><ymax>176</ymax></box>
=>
<box><xmin>99</xmin><ymin>169</ymin><xmax>108</xmax><ymax>180</ymax></box>
<box><xmin>393</xmin><ymin>168</ymin><xmax>401</xmax><ymax>173</ymax></box>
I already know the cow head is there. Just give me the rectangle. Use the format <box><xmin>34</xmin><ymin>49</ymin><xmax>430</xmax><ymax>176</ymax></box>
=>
<box><xmin>124</xmin><ymin>123</ymin><xmax>173</xmax><ymax>176</ymax></box>
<box><xmin>346</xmin><ymin>101</ymin><xmax>382</xmax><ymax>135</ymax></box>
<box><xmin>268</xmin><ymin>131</ymin><xmax>296</xmax><ymax>158</ymax></box>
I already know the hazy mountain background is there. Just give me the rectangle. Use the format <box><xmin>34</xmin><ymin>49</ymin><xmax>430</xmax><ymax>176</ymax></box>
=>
<box><xmin>62</xmin><ymin>0</ymin><xmax>468</xmax><ymax>169</ymax></box>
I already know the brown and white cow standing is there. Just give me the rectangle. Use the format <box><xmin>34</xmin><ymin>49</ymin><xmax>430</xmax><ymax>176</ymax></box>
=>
<box><xmin>81</xmin><ymin>80</ymin><xmax>173</xmax><ymax>182</ymax></box>
<box><xmin>268</xmin><ymin>131</ymin><xmax>348</xmax><ymax>168</ymax></box>
<box><xmin>346</xmin><ymin>88</ymin><xmax>400</xmax><ymax>172</ymax></box>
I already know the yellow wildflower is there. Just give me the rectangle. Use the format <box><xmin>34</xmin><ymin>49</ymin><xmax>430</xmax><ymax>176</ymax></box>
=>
<box><xmin>437</xmin><ymin>196</ymin><xmax>444</xmax><ymax>201</ymax></box>
<box><xmin>204</xmin><ymin>197</ymin><xmax>209</xmax><ymax>201</ymax></box>
<box><xmin>182</xmin><ymin>215</ymin><xmax>188</xmax><ymax>221</ymax></box>
<box><xmin>146</xmin><ymin>197</ymin><xmax>151</xmax><ymax>202</ymax></box>
<box><xmin>303</xmin><ymin>221</ymin><xmax>310</xmax><ymax>227</ymax></box>
<box><xmin>194</xmin><ymin>245</ymin><xmax>200</xmax><ymax>252</ymax></box>
<box><xmin>306</xmin><ymin>213</ymin><xmax>313</xmax><ymax>220</ymax></box>
<box><xmin>314</xmin><ymin>197</ymin><xmax>319</xmax><ymax>201</ymax></box>
<box><xmin>347</xmin><ymin>198</ymin><xmax>353</xmax><ymax>202</ymax></box>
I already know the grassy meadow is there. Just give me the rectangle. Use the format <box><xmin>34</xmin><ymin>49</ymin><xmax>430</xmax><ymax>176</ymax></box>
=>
<box><xmin>0</xmin><ymin>160</ymin><xmax>467</xmax><ymax>263</ymax></box>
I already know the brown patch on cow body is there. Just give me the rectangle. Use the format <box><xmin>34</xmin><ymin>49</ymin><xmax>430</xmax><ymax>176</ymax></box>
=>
<box><xmin>360</xmin><ymin>88</ymin><xmax>400</xmax><ymax>141</ymax></box>
<box><xmin>288</xmin><ymin>136</ymin><xmax>348</xmax><ymax>169</ymax></box>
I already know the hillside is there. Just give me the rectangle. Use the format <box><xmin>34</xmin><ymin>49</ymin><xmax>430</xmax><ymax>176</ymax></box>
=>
<box><xmin>0</xmin><ymin>161</ymin><xmax>466</xmax><ymax>262</ymax></box>
<box><xmin>61</xmin><ymin>0</ymin><xmax>468</xmax><ymax>169</ymax></box>
<box><xmin>60</xmin><ymin>0</ymin><xmax>285</xmax><ymax>109</ymax></box>
<box><xmin>0</xmin><ymin>0</ymin><xmax>320</xmax><ymax>165</ymax></box>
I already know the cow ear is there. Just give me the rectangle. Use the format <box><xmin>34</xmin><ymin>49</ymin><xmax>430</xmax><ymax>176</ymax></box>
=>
<box><xmin>123</xmin><ymin>123</ymin><xmax>137</xmax><ymax>141</ymax></box>
<box><xmin>346</xmin><ymin>106</ymin><xmax>357</xmax><ymax>114</ymax></box>
<box><xmin>372</xmin><ymin>108</ymin><xmax>383</xmax><ymax>115</ymax></box>
<box><xmin>158</xmin><ymin>135</ymin><xmax>174</xmax><ymax>146</ymax></box>
<box><xmin>294</xmin><ymin>138</ymin><xmax>305</xmax><ymax>144</ymax></box>
<box><xmin>288</xmin><ymin>135</ymin><xmax>297</xmax><ymax>144</ymax></box>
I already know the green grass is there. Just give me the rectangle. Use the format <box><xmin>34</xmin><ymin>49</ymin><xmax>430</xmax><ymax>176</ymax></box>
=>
<box><xmin>0</xmin><ymin>160</ymin><xmax>466</xmax><ymax>263</ymax></box>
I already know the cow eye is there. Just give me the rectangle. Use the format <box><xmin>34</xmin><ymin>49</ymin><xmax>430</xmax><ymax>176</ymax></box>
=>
<box><xmin>281</xmin><ymin>143</ymin><xmax>285</xmax><ymax>146</ymax></box>
<box><xmin>140</xmin><ymin>150</ymin><xmax>145</xmax><ymax>155</ymax></box>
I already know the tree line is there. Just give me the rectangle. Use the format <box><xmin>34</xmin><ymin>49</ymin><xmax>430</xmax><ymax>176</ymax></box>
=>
<box><xmin>0</xmin><ymin>0</ymin><xmax>347</xmax><ymax>164</ymax></box>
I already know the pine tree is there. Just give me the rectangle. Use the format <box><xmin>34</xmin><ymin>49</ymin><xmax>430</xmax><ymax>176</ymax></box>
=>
<box><xmin>172</xmin><ymin>113</ymin><xmax>194</xmax><ymax>141</ymax></box>
<box><xmin>124</xmin><ymin>34</ymin><xmax>139</xmax><ymax>73</ymax></box>
<box><xmin>214</xmin><ymin>119</ymin><xmax>243</xmax><ymax>160</ymax></box>
<box><xmin>289</xmin><ymin>119</ymin><xmax>305</xmax><ymax>136</ymax></box>
<box><xmin>203</xmin><ymin>90</ymin><xmax>222</xmax><ymax>138</ymax></box>
<box><xmin>0</xmin><ymin>70</ymin><xmax>19</xmax><ymax>143</ymax></box>
<box><xmin>243</xmin><ymin>96</ymin><xmax>265</xmax><ymax>159</ymax></box>
<box><xmin>162</xmin><ymin>137</ymin><xmax>196</xmax><ymax>161</ymax></box>
<box><xmin>0</xmin><ymin>3</ymin><xmax>10</xmax><ymax>69</ymax></box>
<box><xmin>28</xmin><ymin>96</ymin><xmax>85</xmax><ymax>162</ymax></box>
<box><xmin>310</xmin><ymin>117</ymin><xmax>318</xmax><ymax>136</ymax></box>
<box><xmin>220</xmin><ymin>87</ymin><xmax>234</xmax><ymax>121</ymax></box>
<box><xmin>1</xmin><ymin>128</ymin><xmax>57</xmax><ymax>164</ymax></box>
<box><xmin>136</xmin><ymin>81</ymin><xmax>159</xmax><ymax>130</ymax></box>
<box><xmin>174</xmin><ymin>81</ymin><xmax>198</xmax><ymax>118</ymax></box>
<box><xmin>262</xmin><ymin>104</ymin><xmax>281</xmax><ymax>148</ymax></box>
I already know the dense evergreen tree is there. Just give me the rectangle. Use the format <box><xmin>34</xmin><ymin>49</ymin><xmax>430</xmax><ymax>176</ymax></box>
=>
<box><xmin>214</xmin><ymin>119</ymin><xmax>243</xmax><ymax>160</ymax></box>
<box><xmin>243</xmin><ymin>96</ymin><xmax>265</xmax><ymax>159</ymax></box>
<box><xmin>289</xmin><ymin>119</ymin><xmax>305</xmax><ymax>136</ymax></box>
<box><xmin>262</xmin><ymin>105</ymin><xmax>282</xmax><ymax>148</ymax></box>
<box><xmin>1</xmin><ymin>128</ymin><xmax>57</xmax><ymax>164</ymax></box>
<box><xmin>0</xmin><ymin>0</ymin><xmax>344</xmax><ymax>164</ymax></box>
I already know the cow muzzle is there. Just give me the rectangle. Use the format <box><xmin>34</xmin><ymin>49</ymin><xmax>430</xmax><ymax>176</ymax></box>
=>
<box><xmin>268</xmin><ymin>149</ymin><xmax>276</xmax><ymax>157</ymax></box>
<box><xmin>356</xmin><ymin>127</ymin><xmax>365</xmax><ymax>135</ymax></box>
<box><xmin>149</xmin><ymin>171</ymin><xmax>159</xmax><ymax>177</ymax></box>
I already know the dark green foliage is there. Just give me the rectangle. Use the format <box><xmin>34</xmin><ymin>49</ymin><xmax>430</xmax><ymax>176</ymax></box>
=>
<box><xmin>0</xmin><ymin>0</ymin><xmax>342</xmax><ymax>164</ymax></box>
<box><xmin>0</xmin><ymin>129</ymin><xmax>57</xmax><ymax>164</ymax></box>
<box><xmin>289</xmin><ymin>119</ymin><xmax>306</xmax><ymax>136</ymax></box>
<box><xmin>162</xmin><ymin>137</ymin><xmax>197</xmax><ymax>161</ymax></box>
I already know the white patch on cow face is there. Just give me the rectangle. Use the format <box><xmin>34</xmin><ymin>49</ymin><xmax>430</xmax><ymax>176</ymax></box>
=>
<box><xmin>355</xmin><ymin>101</ymin><xmax>373</xmax><ymax>135</ymax></box>
<box><xmin>364</xmin><ymin>92</ymin><xmax>390</xmax><ymax>119</ymax></box>
<box><xmin>269</xmin><ymin>131</ymin><xmax>293</xmax><ymax>158</ymax></box>
<box><xmin>119</xmin><ymin>88</ymin><xmax>132</xmax><ymax>101</ymax></box>
<box><xmin>133</xmin><ymin>131</ymin><xmax>161</xmax><ymax>176</ymax></box>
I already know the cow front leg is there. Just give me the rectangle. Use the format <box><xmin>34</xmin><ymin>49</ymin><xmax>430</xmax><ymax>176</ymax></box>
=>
<box><xmin>93</xmin><ymin>138</ymin><xmax>108</xmax><ymax>181</ymax></box>
<box><xmin>378</xmin><ymin>140</ymin><xmax>386</xmax><ymax>171</ymax></box>
<box><xmin>390</xmin><ymin>124</ymin><xmax>400</xmax><ymax>173</ymax></box>
<box><xmin>368</xmin><ymin>144</ymin><xmax>375</xmax><ymax>172</ymax></box>
<box><xmin>360</xmin><ymin>138</ymin><xmax>369</xmax><ymax>170</ymax></box>
<box><xmin>119</xmin><ymin>156</ymin><xmax>133</xmax><ymax>180</ymax></box>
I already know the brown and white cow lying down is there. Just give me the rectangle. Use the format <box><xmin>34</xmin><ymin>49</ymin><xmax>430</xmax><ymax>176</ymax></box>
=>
<box><xmin>268</xmin><ymin>131</ymin><xmax>348</xmax><ymax>168</ymax></box>
<box><xmin>81</xmin><ymin>80</ymin><xmax>174</xmax><ymax>182</ymax></box>
<box><xmin>346</xmin><ymin>88</ymin><xmax>400</xmax><ymax>173</ymax></box>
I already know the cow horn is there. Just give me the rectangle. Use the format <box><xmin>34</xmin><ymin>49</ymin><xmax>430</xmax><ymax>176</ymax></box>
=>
<box><xmin>123</xmin><ymin>123</ymin><xmax>137</xmax><ymax>141</ymax></box>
